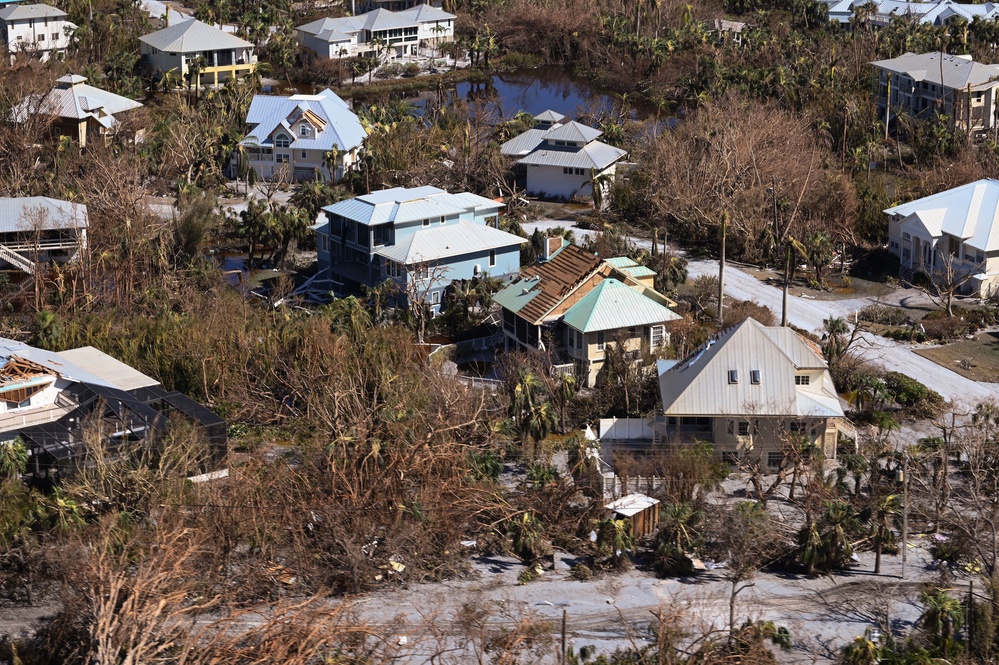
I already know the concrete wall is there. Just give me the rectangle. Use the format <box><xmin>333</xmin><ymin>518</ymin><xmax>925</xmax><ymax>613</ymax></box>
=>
<box><xmin>1</xmin><ymin>15</ymin><xmax>74</xmax><ymax>61</ymax></box>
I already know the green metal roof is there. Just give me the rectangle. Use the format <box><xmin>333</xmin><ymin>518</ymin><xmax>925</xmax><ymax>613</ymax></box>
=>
<box><xmin>492</xmin><ymin>275</ymin><xmax>541</xmax><ymax>314</ymax></box>
<box><xmin>620</xmin><ymin>265</ymin><xmax>656</xmax><ymax>278</ymax></box>
<box><xmin>602</xmin><ymin>256</ymin><xmax>640</xmax><ymax>269</ymax></box>
<box><xmin>562</xmin><ymin>279</ymin><xmax>680</xmax><ymax>333</ymax></box>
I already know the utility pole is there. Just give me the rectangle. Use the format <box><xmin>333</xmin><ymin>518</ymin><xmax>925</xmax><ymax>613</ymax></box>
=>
<box><xmin>901</xmin><ymin>452</ymin><xmax>908</xmax><ymax>580</ymax></box>
<box><xmin>561</xmin><ymin>610</ymin><xmax>567</xmax><ymax>664</ymax></box>
<box><xmin>718</xmin><ymin>213</ymin><xmax>727</xmax><ymax>325</ymax></box>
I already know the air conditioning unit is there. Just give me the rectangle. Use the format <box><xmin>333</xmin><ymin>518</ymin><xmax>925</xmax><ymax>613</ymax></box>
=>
<box><xmin>473</xmin><ymin>264</ymin><xmax>482</xmax><ymax>276</ymax></box>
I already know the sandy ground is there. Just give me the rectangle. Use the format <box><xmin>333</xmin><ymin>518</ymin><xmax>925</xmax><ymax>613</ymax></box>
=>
<box><xmin>347</xmin><ymin>538</ymin><xmax>943</xmax><ymax>664</ymax></box>
<box><xmin>522</xmin><ymin>220</ymin><xmax>999</xmax><ymax>409</ymax></box>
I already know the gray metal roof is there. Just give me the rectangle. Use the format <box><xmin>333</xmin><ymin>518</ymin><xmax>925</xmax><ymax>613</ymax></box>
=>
<box><xmin>658</xmin><ymin>318</ymin><xmax>843</xmax><ymax>418</ymax></box>
<box><xmin>534</xmin><ymin>109</ymin><xmax>565</xmax><ymax>122</ymax></box>
<box><xmin>543</xmin><ymin>121</ymin><xmax>602</xmax><ymax>143</ymax></box>
<box><xmin>0</xmin><ymin>197</ymin><xmax>88</xmax><ymax>234</ymax></box>
<box><xmin>298</xmin><ymin>4</ymin><xmax>454</xmax><ymax>38</ymax></box>
<box><xmin>56</xmin><ymin>347</ymin><xmax>159</xmax><ymax>390</ymax></box>
<box><xmin>500</xmin><ymin>127</ymin><xmax>551</xmax><ymax>156</ymax></box>
<box><xmin>397</xmin><ymin>4</ymin><xmax>455</xmax><ymax>21</ymax></box>
<box><xmin>870</xmin><ymin>51</ymin><xmax>999</xmax><ymax>91</ymax></box>
<box><xmin>0</xmin><ymin>4</ymin><xmax>66</xmax><ymax>20</ymax></box>
<box><xmin>0</xmin><ymin>338</ymin><xmax>136</xmax><ymax>390</ymax></box>
<box><xmin>374</xmin><ymin>219</ymin><xmax>525</xmax><ymax>264</ymax></box>
<box><xmin>140</xmin><ymin>18</ymin><xmax>252</xmax><ymax>52</ymax></box>
<box><xmin>10</xmin><ymin>75</ymin><xmax>142</xmax><ymax>123</ymax></box>
<box><xmin>242</xmin><ymin>88</ymin><xmax>365</xmax><ymax>152</ymax></box>
<box><xmin>323</xmin><ymin>186</ymin><xmax>499</xmax><ymax>226</ymax></box>
<box><xmin>884</xmin><ymin>178</ymin><xmax>999</xmax><ymax>252</ymax></box>
<box><xmin>517</xmin><ymin>141</ymin><xmax>627</xmax><ymax>170</ymax></box>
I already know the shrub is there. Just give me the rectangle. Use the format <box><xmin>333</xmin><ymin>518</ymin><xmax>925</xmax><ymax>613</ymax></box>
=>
<box><xmin>402</xmin><ymin>63</ymin><xmax>421</xmax><ymax>78</ymax></box>
<box><xmin>858</xmin><ymin>304</ymin><xmax>911</xmax><ymax>326</ymax></box>
<box><xmin>722</xmin><ymin>300</ymin><xmax>776</xmax><ymax>328</ymax></box>
<box><xmin>883</xmin><ymin>327</ymin><xmax>927</xmax><ymax>343</ymax></box>
<box><xmin>375</xmin><ymin>63</ymin><xmax>403</xmax><ymax>79</ymax></box>
<box><xmin>884</xmin><ymin>371</ymin><xmax>945</xmax><ymax>417</ymax></box>
<box><xmin>569</xmin><ymin>563</ymin><xmax>593</xmax><ymax>581</ymax></box>
<box><xmin>921</xmin><ymin>316</ymin><xmax>970</xmax><ymax>340</ymax></box>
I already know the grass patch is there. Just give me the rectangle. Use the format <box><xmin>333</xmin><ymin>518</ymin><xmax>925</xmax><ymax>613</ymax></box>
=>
<box><xmin>913</xmin><ymin>332</ymin><xmax>999</xmax><ymax>382</ymax></box>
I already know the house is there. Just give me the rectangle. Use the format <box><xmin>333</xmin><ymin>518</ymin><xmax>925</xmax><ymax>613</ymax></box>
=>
<box><xmin>0</xmin><ymin>197</ymin><xmax>88</xmax><ymax>275</ymax></box>
<box><xmin>313</xmin><ymin>186</ymin><xmax>524</xmax><ymax>311</ymax></box>
<box><xmin>884</xmin><ymin>178</ymin><xmax>999</xmax><ymax>297</ymax></box>
<box><xmin>656</xmin><ymin>318</ymin><xmax>851</xmax><ymax>468</ymax></box>
<box><xmin>0</xmin><ymin>338</ymin><xmax>226</xmax><ymax>478</ymax></box>
<box><xmin>493</xmin><ymin>245</ymin><xmax>680</xmax><ymax>387</ymax></box>
<box><xmin>358</xmin><ymin>0</ymin><xmax>442</xmax><ymax>12</ymax></box>
<box><xmin>0</xmin><ymin>4</ymin><xmax>76</xmax><ymax>62</ymax></box>
<box><xmin>500</xmin><ymin>115</ymin><xmax>627</xmax><ymax>203</ymax></box>
<box><xmin>711</xmin><ymin>18</ymin><xmax>747</xmax><ymax>45</ymax></box>
<box><xmin>296</xmin><ymin>4</ymin><xmax>455</xmax><ymax>62</ymax></box>
<box><xmin>235</xmin><ymin>88</ymin><xmax>366</xmax><ymax>182</ymax></box>
<box><xmin>823</xmin><ymin>0</ymin><xmax>999</xmax><ymax>26</ymax></box>
<box><xmin>10</xmin><ymin>74</ymin><xmax>143</xmax><ymax>147</ymax></box>
<box><xmin>870</xmin><ymin>52</ymin><xmax>999</xmax><ymax>134</ymax></box>
<box><xmin>139</xmin><ymin>19</ymin><xmax>256</xmax><ymax>86</ymax></box>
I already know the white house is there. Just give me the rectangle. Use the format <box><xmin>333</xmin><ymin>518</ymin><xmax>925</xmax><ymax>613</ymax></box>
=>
<box><xmin>885</xmin><ymin>178</ymin><xmax>999</xmax><ymax>297</ymax></box>
<box><xmin>823</xmin><ymin>0</ymin><xmax>999</xmax><ymax>26</ymax></box>
<box><xmin>500</xmin><ymin>114</ymin><xmax>627</xmax><ymax>203</ymax></box>
<box><xmin>0</xmin><ymin>196</ymin><xmax>88</xmax><ymax>275</ymax></box>
<box><xmin>656</xmin><ymin>318</ymin><xmax>851</xmax><ymax>467</ymax></box>
<box><xmin>870</xmin><ymin>52</ymin><xmax>999</xmax><ymax>134</ymax></box>
<box><xmin>10</xmin><ymin>74</ymin><xmax>143</xmax><ymax>147</ymax></box>
<box><xmin>139</xmin><ymin>19</ymin><xmax>256</xmax><ymax>86</ymax></box>
<box><xmin>0</xmin><ymin>3</ymin><xmax>76</xmax><ymax>62</ymax></box>
<box><xmin>236</xmin><ymin>88</ymin><xmax>367</xmax><ymax>182</ymax></box>
<box><xmin>296</xmin><ymin>4</ymin><xmax>455</xmax><ymax>61</ymax></box>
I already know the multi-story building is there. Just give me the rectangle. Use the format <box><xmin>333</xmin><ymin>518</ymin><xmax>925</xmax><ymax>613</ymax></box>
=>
<box><xmin>139</xmin><ymin>19</ymin><xmax>256</xmax><ymax>87</ymax></box>
<box><xmin>297</xmin><ymin>4</ymin><xmax>455</xmax><ymax>61</ymax></box>
<box><xmin>0</xmin><ymin>3</ymin><xmax>76</xmax><ymax>62</ymax></box>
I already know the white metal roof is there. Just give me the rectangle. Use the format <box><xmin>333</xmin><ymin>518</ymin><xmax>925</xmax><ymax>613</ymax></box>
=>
<box><xmin>56</xmin><ymin>347</ymin><xmax>160</xmax><ymax>390</ymax></box>
<box><xmin>10</xmin><ymin>75</ymin><xmax>142</xmax><ymax>124</ymax></box>
<box><xmin>884</xmin><ymin>178</ymin><xmax>999</xmax><ymax>253</ymax></box>
<box><xmin>373</xmin><ymin>219</ymin><xmax>525</xmax><ymax>264</ymax></box>
<box><xmin>0</xmin><ymin>4</ymin><xmax>66</xmax><ymax>20</ymax></box>
<box><xmin>605</xmin><ymin>493</ymin><xmax>660</xmax><ymax>517</ymax></box>
<box><xmin>0</xmin><ymin>197</ymin><xmax>88</xmax><ymax>234</ymax></box>
<box><xmin>517</xmin><ymin>141</ymin><xmax>627</xmax><ymax>170</ymax></box>
<box><xmin>323</xmin><ymin>186</ymin><xmax>501</xmax><ymax>226</ymax></box>
<box><xmin>0</xmin><ymin>339</ymin><xmax>137</xmax><ymax>390</ymax></box>
<box><xmin>658</xmin><ymin>318</ymin><xmax>843</xmax><ymax>418</ymax></box>
<box><xmin>870</xmin><ymin>52</ymin><xmax>999</xmax><ymax>91</ymax></box>
<box><xmin>140</xmin><ymin>19</ymin><xmax>252</xmax><ymax>53</ymax></box>
<box><xmin>242</xmin><ymin>88</ymin><xmax>365</xmax><ymax>153</ymax></box>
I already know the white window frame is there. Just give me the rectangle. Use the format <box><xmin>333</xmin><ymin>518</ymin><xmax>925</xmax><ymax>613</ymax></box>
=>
<box><xmin>795</xmin><ymin>374</ymin><xmax>810</xmax><ymax>386</ymax></box>
<box><xmin>275</xmin><ymin>133</ymin><xmax>290</xmax><ymax>148</ymax></box>
<box><xmin>430</xmin><ymin>290</ymin><xmax>440</xmax><ymax>305</ymax></box>
<box><xmin>649</xmin><ymin>324</ymin><xmax>667</xmax><ymax>349</ymax></box>
<box><xmin>596</xmin><ymin>331</ymin><xmax>605</xmax><ymax>351</ymax></box>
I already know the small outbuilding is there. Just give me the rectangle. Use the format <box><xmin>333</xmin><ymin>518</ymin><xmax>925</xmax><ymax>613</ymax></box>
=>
<box><xmin>604</xmin><ymin>493</ymin><xmax>660</xmax><ymax>538</ymax></box>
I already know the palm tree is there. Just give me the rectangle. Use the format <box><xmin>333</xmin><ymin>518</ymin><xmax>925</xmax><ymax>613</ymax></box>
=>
<box><xmin>805</xmin><ymin>231</ymin><xmax>835</xmax><ymax>287</ymax></box>
<box><xmin>323</xmin><ymin>146</ymin><xmax>342</xmax><ymax>182</ymax></box>
<box><xmin>841</xmin><ymin>633</ymin><xmax>879</xmax><ymax>665</ymax></box>
<box><xmin>820</xmin><ymin>501</ymin><xmax>860</xmax><ymax>571</ymax></box>
<box><xmin>597</xmin><ymin>517</ymin><xmax>634</xmax><ymax>568</ymax></box>
<box><xmin>653</xmin><ymin>502</ymin><xmax>700</xmax><ymax>575</ymax></box>
<box><xmin>31</xmin><ymin>311</ymin><xmax>62</xmax><ymax>349</ymax></box>
<box><xmin>0</xmin><ymin>438</ymin><xmax>28</xmax><ymax>480</ymax></box>
<box><xmin>919</xmin><ymin>590</ymin><xmax>964</xmax><ymax>656</ymax></box>
<box><xmin>509</xmin><ymin>512</ymin><xmax>546</xmax><ymax>561</ymax></box>
<box><xmin>868</xmin><ymin>494</ymin><xmax>901</xmax><ymax>574</ymax></box>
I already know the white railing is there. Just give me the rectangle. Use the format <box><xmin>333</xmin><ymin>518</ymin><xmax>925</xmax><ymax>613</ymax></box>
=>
<box><xmin>0</xmin><ymin>243</ymin><xmax>35</xmax><ymax>274</ymax></box>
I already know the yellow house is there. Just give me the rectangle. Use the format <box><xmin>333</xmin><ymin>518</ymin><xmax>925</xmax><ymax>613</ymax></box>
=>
<box><xmin>139</xmin><ymin>20</ymin><xmax>256</xmax><ymax>87</ymax></box>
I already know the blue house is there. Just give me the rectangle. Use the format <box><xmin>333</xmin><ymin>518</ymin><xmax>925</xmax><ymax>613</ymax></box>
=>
<box><xmin>314</xmin><ymin>186</ymin><xmax>525</xmax><ymax>311</ymax></box>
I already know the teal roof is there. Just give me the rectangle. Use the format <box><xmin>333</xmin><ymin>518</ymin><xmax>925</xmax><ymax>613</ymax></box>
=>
<box><xmin>493</xmin><ymin>275</ymin><xmax>540</xmax><ymax>314</ymax></box>
<box><xmin>562</xmin><ymin>279</ymin><xmax>680</xmax><ymax>333</ymax></box>
<box><xmin>602</xmin><ymin>256</ymin><xmax>640</xmax><ymax>269</ymax></box>
<box><xmin>620</xmin><ymin>265</ymin><xmax>656</xmax><ymax>278</ymax></box>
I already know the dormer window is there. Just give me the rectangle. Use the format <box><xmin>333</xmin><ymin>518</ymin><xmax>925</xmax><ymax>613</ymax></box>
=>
<box><xmin>275</xmin><ymin>133</ymin><xmax>290</xmax><ymax>148</ymax></box>
<box><xmin>795</xmin><ymin>374</ymin><xmax>810</xmax><ymax>386</ymax></box>
<box><xmin>299</xmin><ymin>124</ymin><xmax>311</xmax><ymax>137</ymax></box>
<box><xmin>728</xmin><ymin>370</ymin><xmax>739</xmax><ymax>384</ymax></box>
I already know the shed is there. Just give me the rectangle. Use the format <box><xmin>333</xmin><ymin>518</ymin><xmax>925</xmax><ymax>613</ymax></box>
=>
<box><xmin>604</xmin><ymin>493</ymin><xmax>660</xmax><ymax>538</ymax></box>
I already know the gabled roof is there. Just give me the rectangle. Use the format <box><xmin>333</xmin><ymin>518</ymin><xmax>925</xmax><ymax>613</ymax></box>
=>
<box><xmin>374</xmin><ymin>219</ymin><xmax>525</xmax><ymax>264</ymax></box>
<box><xmin>543</xmin><ymin>121</ymin><xmax>603</xmax><ymax>143</ymax></box>
<box><xmin>870</xmin><ymin>52</ymin><xmax>999</xmax><ymax>91</ymax></box>
<box><xmin>56</xmin><ymin>347</ymin><xmax>159</xmax><ymax>390</ymax></box>
<box><xmin>139</xmin><ymin>18</ymin><xmax>252</xmax><ymax>52</ymax></box>
<box><xmin>0</xmin><ymin>338</ymin><xmax>156</xmax><ymax>391</ymax></box>
<box><xmin>517</xmin><ymin>140</ymin><xmax>627</xmax><ymax>170</ymax></box>
<box><xmin>534</xmin><ymin>109</ymin><xmax>565</xmax><ymax>123</ymax></box>
<box><xmin>500</xmin><ymin>127</ymin><xmax>552</xmax><ymax>157</ymax></box>
<box><xmin>659</xmin><ymin>318</ymin><xmax>843</xmax><ymax>418</ymax></box>
<box><xmin>492</xmin><ymin>244</ymin><xmax>603</xmax><ymax>323</ymax></box>
<box><xmin>321</xmin><ymin>186</ymin><xmax>501</xmax><ymax>226</ymax></box>
<box><xmin>297</xmin><ymin>4</ymin><xmax>453</xmax><ymax>42</ymax></box>
<box><xmin>500</xmin><ymin>119</ymin><xmax>603</xmax><ymax>156</ymax></box>
<box><xmin>397</xmin><ymin>3</ymin><xmax>455</xmax><ymax>21</ymax></box>
<box><xmin>562</xmin><ymin>278</ymin><xmax>680</xmax><ymax>333</ymax></box>
<box><xmin>241</xmin><ymin>88</ymin><xmax>365</xmax><ymax>153</ymax></box>
<box><xmin>10</xmin><ymin>75</ymin><xmax>142</xmax><ymax>124</ymax></box>
<box><xmin>0</xmin><ymin>3</ymin><xmax>66</xmax><ymax>20</ymax></box>
<box><xmin>0</xmin><ymin>197</ymin><xmax>88</xmax><ymax>234</ymax></box>
<box><xmin>884</xmin><ymin>178</ymin><xmax>999</xmax><ymax>252</ymax></box>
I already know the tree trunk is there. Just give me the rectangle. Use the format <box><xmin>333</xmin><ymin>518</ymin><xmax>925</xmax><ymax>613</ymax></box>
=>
<box><xmin>718</xmin><ymin>219</ymin><xmax>726</xmax><ymax>325</ymax></box>
<box><xmin>874</xmin><ymin>529</ymin><xmax>882</xmax><ymax>574</ymax></box>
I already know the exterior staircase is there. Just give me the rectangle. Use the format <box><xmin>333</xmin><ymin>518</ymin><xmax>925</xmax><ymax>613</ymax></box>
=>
<box><xmin>0</xmin><ymin>243</ymin><xmax>35</xmax><ymax>274</ymax></box>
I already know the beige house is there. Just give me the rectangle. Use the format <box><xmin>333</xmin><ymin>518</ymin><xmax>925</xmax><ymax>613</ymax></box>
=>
<box><xmin>139</xmin><ymin>19</ymin><xmax>256</xmax><ymax>87</ymax></box>
<box><xmin>657</xmin><ymin>318</ymin><xmax>852</xmax><ymax>468</ymax></box>
<box><xmin>494</xmin><ymin>244</ymin><xmax>679</xmax><ymax>387</ymax></box>
<box><xmin>884</xmin><ymin>178</ymin><xmax>999</xmax><ymax>297</ymax></box>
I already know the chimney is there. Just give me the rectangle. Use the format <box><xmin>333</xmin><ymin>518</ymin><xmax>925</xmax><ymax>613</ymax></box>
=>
<box><xmin>544</xmin><ymin>236</ymin><xmax>561</xmax><ymax>261</ymax></box>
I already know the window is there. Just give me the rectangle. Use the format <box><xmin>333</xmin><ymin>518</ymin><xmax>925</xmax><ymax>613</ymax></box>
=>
<box><xmin>721</xmin><ymin>451</ymin><xmax>740</xmax><ymax>465</ymax></box>
<box><xmin>576</xmin><ymin>331</ymin><xmax>583</xmax><ymax>350</ymax></box>
<box><xmin>750</xmin><ymin>369</ymin><xmax>761</xmax><ymax>385</ymax></box>
<box><xmin>738</xmin><ymin>421</ymin><xmax>750</xmax><ymax>436</ymax></box>
<box><xmin>301</xmin><ymin>151</ymin><xmax>308</xmax><ymax>159</ymax></box>
<box><xmin>596</xmin><ymin>331</ymin><xmax>605</xmax><ymax>351</ymax></box>
<box><xmin>563</xmin><ymin>167</ymin><xmax>571</xmax><ymax>174</ymax></box>
<box><xmin>795</xmin><ymin>374</ymin><xmax>810</xmax><ymax>386</ymax></box>
<box><xmin>38</xmin><ymin>34</ymin><xmax>45</xmax><ymax>41</ymax></box>
<box><xmin>430</xmin><ymin>290</ymin><xmax>441</xmax><ymax>305</ymax></box>
<box><xmin>890</xmin><ymin>241</ymin><xmax>899</xmax><ymax>251</ymax></box>
<box><xmin>727</xmin><ymin>420</ymin><xmax>735</xmax><ymax>435</ymax></box>
<box><xmin>275</xmin><ymin>134</ymin><xmax>290</xmax><ymax>148</ymax></box>
<box><xmin>320</xmin><ymin>234</ymin><xmax>328</xmax><ymax>252</ymax></box>
<box><xmin>949</xmin><ymin>234</ymin><xmax>961</xmax><ymax>256</ymax></box>
<box><xmin>489</xmin><ymin>249</ymin><xmax>496</xmax><ymax>267</ymax></box>
<box><xmin>650</xmin><ymin>324</ymin><xmax>666</xmax><ymax>348</ymax></box>
<box><xmin>554</xmin><ymin>140</ymin><xmax>566</xmax><ymax>146</ymax></box>
<box><xmin>299</xmin><ymin>125</ymin><xmax>310</xmax><ymax>137</ymax></box>
<box><xmin>728</xmin><ymin>369</ymin><xmax>739</xmax><ymax>384</ymax></box>
<box><xmin>789</xmin><ymin>421</ymin><xmax>810</xmax><ymax>434</ymax></box>
<box><xmin>438</xmin><ymin>217</ymin><xmax>445</xmax><ymax>224</ymax></box>
<box><xmin>276</xmin><ymin>154</ymin><xmax>289</xmax><ymax>163</ymax></box>
<box><xmin>51</xmin><ymin>32</ymin><xmax>58</xmax><ymax>40</ymax></box>
<box><xmin>902</xmin><ymin>232</ymin><xmax>911</xmax><ymax>241</ymax></box>
<box><xmin>902</xmin><ymin>248</ymin><xmax>911</xmax><ymax>260</ymax></box>
<box><xmin>767</xmin><ymin>452</ymin><xmax>784</xmax><ymax>469</ymax></box>
<box><xmin>574</xmin><ymin>168</ymin><xmax>585</xmax><ymax>175</ymax></box>
<box><xmin>568</xmin><ymin>328</ymin><xmax>575</xmax><ymax>348</ymax></box>
<box><xmin>422</xmin><ymin>218</ymin><xmax>430</xmax><ymax>227</ymax></box>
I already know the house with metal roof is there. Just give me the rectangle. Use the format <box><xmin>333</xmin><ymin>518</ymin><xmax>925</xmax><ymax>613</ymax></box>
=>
<box><xmin>139</xmin><ymin>19</ymin><xmax>256</xmax><ymax>86</ymax></box>
<box><xmin>657</xmin><ymin>317</ymin><xmax>851</xmax><ymax>468</ymax></box>
<box><xmin>884</xmin><ymin>178</ymin><xmax>999</xmax><ymax>297</ymax></box>
<box><xmin>870</xmin><ymin>52</ymin><xmax>999</xmax><ymax>135</ymax></box>
<box><xmin>500</xmin><ymin>117</ymin><xmax>627</xmax><ymax>205</ymax></box>
<box><xmin>0</xmin><ymin>3</ymin><xmax>75</xmax><ymax>62</ymax></box>
<box><xmin>494</xmin><ymin>245</ymin><xmax>680</xmax><ymax>386</ymax></box>
<box><xmin>313</xmin><ymin>186</ymin><xmax>523</xmax><ymax>311</ymax></box>
<box><xmin>823</xmin><ymin>0</ymin><xmax>999</xmax><ymax>26</ymax></box>
<box><xmin>296</xmin><ymin>4</ymin><xmax>455</xmax><ymax>61</ymax></box>
<box><xmin>0</xmin><ymin>338</ymin><xmax>226</xmax><ymax>479</ymax></box>
<box><xmin>0</xmin><ymin>196</ymin><xmax>88</xmax><ymax>275</ymax></box>
<box><xmin>358</xmin><ymin>0</ymin><xmax>442</xmax><ymax>12</ymax></box>
<box><xmin>235</xmin><ymin>88</ymin><xmax>366</xmax><ymax>183</ymax></box>
<box><xmin>10</xmin><ymin>74</ymin><xmax>143</xmax><ymax>147</ymax></box>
